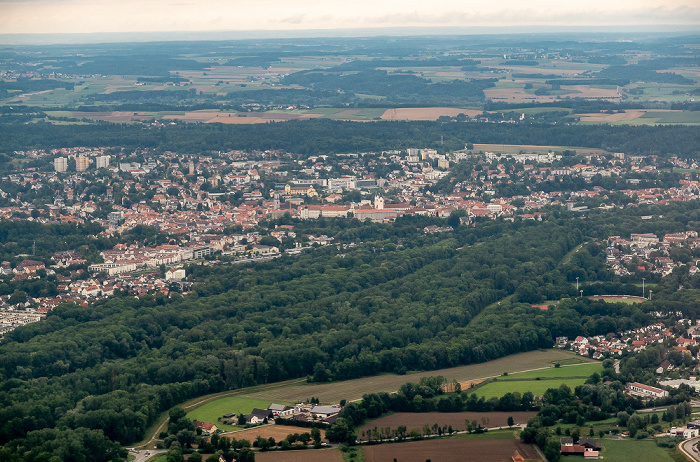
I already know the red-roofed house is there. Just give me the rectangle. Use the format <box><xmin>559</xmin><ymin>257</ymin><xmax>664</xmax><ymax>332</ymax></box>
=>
<box><xmin>193</xmin><ymin>420</ymin><xmax>218</xmax><ymax>435</ymax></box>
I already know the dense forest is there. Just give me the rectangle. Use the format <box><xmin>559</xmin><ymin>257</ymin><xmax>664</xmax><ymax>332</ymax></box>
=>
<box><xmin>3</xmin><ymin>201</ymin><xmax>700</xmax><ymax>458</ymax></box>
<box><xmin>1</xmin><ymin>119</ymin><xmax>699</xmax><ymax>157</ymax></box>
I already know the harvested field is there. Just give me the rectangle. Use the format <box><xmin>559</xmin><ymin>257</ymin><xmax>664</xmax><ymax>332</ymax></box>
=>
<box><xmin>458</xmin><ymin>379</ymin><xmax>484</xmax><ymax>389</ymax></box>
<box><xmin>233</xmin><ymin>350</ymin><xmax>591</xmax><ymax>404</ymax></box>
<box><xmin>162</xmin><ymin>111</ymin><xmax>223</xmax><ymax>121</ymax></box>
<box><xmin>363</xmin><ymin>438</ymin><xmax>539</xmax><ymax>462</ymax></box>
<box><xmin>578</xmin><ymin>110</ymin><xmax>652</xmax><ymax>122</ymax></box>
<box><xmin>358</xmin><ymin>412</ymin><xmax>536</xmax><ymax>440</ymax></box>
<box><xmin>486</xmin><ymin>84</ymin><xmax>619</xmax><ymax>103</ymax></box>
<box><xmin>221</xmin><ymin>424</ymin><xmax>327</xmax><ymax>443</ymax></box>
<box><xmin>255</xmin><ymin>449</ymin><xmax>344</xmax><ymax>462</ymax></box>
<box><xmin>563</xmin><ymin>85</ymin><xmax>619</xmax><ymax>98</ymax></box>
<box><xmin>381</xmin><ymin>107</ymin><xmax>481</xmax><ymax>121</ymax></box>
<box><xmin>72</xmin><ymin>111</ymin><xmax>151</xmax><ymax>122</ymax></box>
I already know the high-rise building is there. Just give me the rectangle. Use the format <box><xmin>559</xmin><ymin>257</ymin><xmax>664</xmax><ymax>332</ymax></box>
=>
<box><xmin>76</xmin><ymin>156</ymin><xmax>90</xmax><ymax>172</ymax></box>
<box><xmin>96</xmin><ymin>155</ymin><xmax>110</xmax><ymax>169</ymax></box>
<box><xmin>54</xmin><ymin>157</ymin><xmax>68</xmax><ymax>172</ymax></box>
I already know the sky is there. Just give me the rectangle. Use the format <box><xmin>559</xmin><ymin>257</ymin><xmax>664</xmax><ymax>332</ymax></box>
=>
<box><xmin>0</xmin><ymin>0</ymin><xmax>699</xmax><ymax>36</ymax></box>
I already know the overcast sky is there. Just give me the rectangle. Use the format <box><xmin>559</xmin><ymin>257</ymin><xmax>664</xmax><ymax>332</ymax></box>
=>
<box><xmin>1</xmin><ymin>0</ymin><xmax>698</xmax><ymax>36</ymax></box>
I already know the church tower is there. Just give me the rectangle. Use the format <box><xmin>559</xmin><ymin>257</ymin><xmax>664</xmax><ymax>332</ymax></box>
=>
<box><xmin>374</xmin><ymin>194</ymin><xmax>384</xmax><ymax>210</ymax></box>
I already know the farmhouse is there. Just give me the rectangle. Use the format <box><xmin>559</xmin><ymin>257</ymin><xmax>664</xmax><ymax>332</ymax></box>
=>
<box><xmin>627</xmin><ymin>382</ymin><xmax>668</xmax><ymax>399</ymax></box>
<box><xmin>560</xmin><ymin>437</ymin><xmax>601</xmax><ymax>457</ymax></box>
<box><xmin>193</xmin><ymin>420</ymin><xmax>218</xmax><ymax>435</ymax></box>
<box><xmin>243</xmin><ymin>408</ymin><xmax>272</xmax><ymax>425</ymax></box>
<box><xmin>267</xmin><ymin>403</ymin><xmax>294</xmax><ymax>417</ymax></box>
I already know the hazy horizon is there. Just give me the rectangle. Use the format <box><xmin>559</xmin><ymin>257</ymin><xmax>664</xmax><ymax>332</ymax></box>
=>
<box><xmin>1</xmin><ymin>0</ymin><xmax>699</xmax><ymax>44</ymax></box>
<box><xmin>1</xmin><ymin>24</ymin><xmax>699</xmax><ymax>46</ymax></box>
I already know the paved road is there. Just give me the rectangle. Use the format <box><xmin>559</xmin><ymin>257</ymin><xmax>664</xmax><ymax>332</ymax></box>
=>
<box><xmin>682</xmin><ymin>437</ymin><xmax>700</xmax><ymax>461</ymax></box>
<box><xmin>130</xmin><ymin>449</ymin><xmax>166</xmax><ymax>462</ymax></box>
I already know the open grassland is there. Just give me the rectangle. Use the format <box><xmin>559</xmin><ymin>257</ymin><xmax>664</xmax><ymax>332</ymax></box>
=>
<box><xmin>186</xmin><ymin>397</ymin><xmax>276</xmax><ymax>431</ymax></box>
<box><xmin>255</xmin><ymin>449</ymin><xmax>345</xmax><ymax>462</ymax></box>
<box><xmin>561</xmin><ymin>438</ymin><xmax>679</xmax><ymax>462</ymax></box>
<box><xmin>362</xmin><ymin>438</ymin><xmax>539</xmax><ymax>462</ymax></box>
<box><xmin>468</xmin><ymin>362</ymin><xmax>603</xmax><ymax>398</ymax></box>
<box><xmin>473</xmin><ymin>378</ymin><xmax>591</xmax><ymax>399</ymax></box>
<box><xmin>640</xmin><ymin>111</ymin><xmax>700</xmax><ymax>124</ymax></box>
<box><xmin>357</xmin><ymin>411</ymin><xmax>537</xmax><ymax>440</ymax></box>
<box><xmin>221</xmin><ymin>424</ymin><xmax>327</xmax><ymax>443</ymax></box>
<box><xmin>498</xmin><ymin>363</ymin><xmax>603</xmax><ymax>380</ymax></box>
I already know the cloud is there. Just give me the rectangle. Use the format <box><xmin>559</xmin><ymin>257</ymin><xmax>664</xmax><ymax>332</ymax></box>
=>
<box><xmin>0</xmin><ymin>0</ymin><xmax>698</xmax><ymax>35</ymax></box>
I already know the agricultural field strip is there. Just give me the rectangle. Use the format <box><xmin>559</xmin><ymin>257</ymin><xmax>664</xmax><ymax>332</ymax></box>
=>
<box><xmin>137</xmin><ymin>350</ymin><xmax>592</xmax><ymax>447</ymax></box>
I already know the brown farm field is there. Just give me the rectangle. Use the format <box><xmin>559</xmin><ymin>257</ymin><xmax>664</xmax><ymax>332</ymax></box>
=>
<box><xmin>221</xmin><ymin>424</ymin><xmax>327</xmax><ymax>443</ymax></box>
<box><xmin>381</xmin><ymin>107</ymin><xmax>481</xmax><ymax>120</ymax></box>
<box><xmin>577</xmin><ymin>109</ymin><xmax>679</xmax><ymax>123</ymax></box>
<box><xmin>255</xmin><ymin>449</ymin><xmax>344</xmax><ymax>462</ymax></box>
<box><xmin>358</xmin><ymin>412</ymin><xmax>537</xmax><ymax>440</ymax></box>
<box><xmin>485</xmin><ymin>84</ymin><xmax>619</xmax><ymax>103</ymax></box>
<box><xmin>363</xmin><ymin>438</ymin><xmax>539</xmax><ymax>462</ymax></box>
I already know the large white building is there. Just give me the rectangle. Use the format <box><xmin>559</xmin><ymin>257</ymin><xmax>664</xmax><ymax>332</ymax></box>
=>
<box><xmin>96</xmin><ymin>156</ymin><xmax>110</xmax><ymax>169</ymax></box>
<box><xmin>54</xmin><ymin>157</ymin><xmax>68</xmax><ymax>172</ymax></box>
<box><xmin>627</xmin><ymin>382</ymin><xmax>668</xmax><ymax>399</ymax></box>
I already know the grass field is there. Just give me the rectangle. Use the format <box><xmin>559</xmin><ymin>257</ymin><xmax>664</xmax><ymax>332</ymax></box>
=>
<box><xmin>499</xmin><ymin>363</ymin><xmax>603</xmax><ymax>380</ymax></box>
<box><xmin>470</xmin><ymin>361</ymin><xmax>602</xmax><ymax>398</ymax></box>
<box><xmin>562</xmin><ymin>438</ymin><xmax>680</xmax><ymax>462</ymax></box>
<box><xmin>186</xmin><ymin>397</ymin><xmax>278</xmax><ymax>431</ymax></box>
<box><xmin>473</xmin><ymin>378</ymin><xmax>591</xmax><ymax>399</ymax></box>
<box><xmin>589</xmin><ymin>295</ymin><xmax>645</xmax><ymax>304</ymax></box>
<box><xmin>640</xmin><ymin>111</ymin><xmax>700</xmax><ymax>124</ymax></box>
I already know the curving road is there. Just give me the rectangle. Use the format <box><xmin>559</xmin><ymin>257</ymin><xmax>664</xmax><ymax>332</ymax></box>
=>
<box><xmin>681</xmin><ymin>437</ymin><xmax>700</xmax><ymax>461</ymax></box>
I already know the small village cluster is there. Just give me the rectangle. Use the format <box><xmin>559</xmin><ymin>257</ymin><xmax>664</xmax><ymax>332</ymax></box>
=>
<box><xmin>607</xmin><ymin>231</ymin><xmax>700</xmax><ymax>277</ymax></box>
<box><xmin>193</xmin><ymin>402</ymin><xmax>343</xmax><ymax>436</ymax></box>
<box><xmin>557</xmin><ymin>320</ymin><xmax>700</xmax><ymax>362</ymax></box>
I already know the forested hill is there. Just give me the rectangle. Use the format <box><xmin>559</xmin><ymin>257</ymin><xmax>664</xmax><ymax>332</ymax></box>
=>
<box><xmin>0</xmin><ymin>217</ymin><xmax>586</xmax><ymax>457</ymax></box>
<box><xmin>5</xmin><ymin>203</ymin><xmax>700</xmax><ymax>459</ymax></box>
<box><xmin>1</xmin><ymin>119</ymin><xmax>699</xmax><ymax>157</ymax></box>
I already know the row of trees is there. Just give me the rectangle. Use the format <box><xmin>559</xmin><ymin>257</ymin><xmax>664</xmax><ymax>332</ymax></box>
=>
<box><xmin>2</xmin><ymin>118</ymin><xmax>699</xmax><ymax>157</ymax></box>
